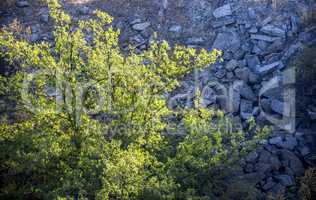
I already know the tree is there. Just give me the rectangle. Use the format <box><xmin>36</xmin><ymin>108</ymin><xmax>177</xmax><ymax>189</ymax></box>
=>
<box><xmin>0</xmin><ymin>0</ymin><xmax>269</xmax><ymax>199</ymax></box>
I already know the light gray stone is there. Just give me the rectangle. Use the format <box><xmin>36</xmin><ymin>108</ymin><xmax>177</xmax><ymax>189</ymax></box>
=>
<box><xmin>262</xmin><ymin>177</ymin><xmax>277</xmax><ymax>191</ymax></box>
<box><xmin>225</xmin><ymin>59</ymin><xmax>239</xmax><ymax>71</ymax></box>
<box><xmin>169</xmin><ymin>25</ymin><xmax>182</xmax><ymax>33</ymax></box>
<box><xmin>251</xmin><ymin>34</ymin><xmax>279</xmax><ymax>42</ymax></box>
<box><xmin>274</xmin><ymin>175</ymin><xmax>295</xmax><ymax>187</ymax></box>
<box><xmin>271</xmin><ymin>99</ymin><xmax>284</xmax><ymax>115</ymax></box>
<box><xmin>261</xmin><ymin>25</ymin><xmax>286</xmax><ymax>37</ymax></box>
<box><xmin>212</xmin><ymin>18</ymin><xmax>235</xmax><ymax>28</ymax></box>
<box><xmin>16</xmin><ymin>0</ymin><xmax>30</xmax><ymax>8</ymax></box>
<box><xmin>186</xmin><ymin>37</ymin><xmax>204</xmax><ymax>45</ymax></box>
<box><xmin>240</xmin><ymin>84</ymin><xmax>256</xmax><ymax>101</ymax></box>
<box><xmin>213</xmin><ymin>4</ymin><xmax>232</xmax><ymax>18</ymax></box>
<box><xmin>234</xmin><ymin>67</ymin><xmax>249</xmax><ymax>82</ymax></box>
<box><xmin>132</xmin><ymin>22</ymin><xmax>151</xmax><ymax>31</ymax></box>
<box><xmin>240</xmin><ymin>99</ymin><xmax>253</xmax><ymax>120</ymax></box>
<box><xmin>257</xmin><ymin>61</ymin><xmax>281</xmax><ymax>75</ymax></box>
<box><xmin>245</xmin><ymin>55</ymin><xmax>260</xmax><ymax>69</ymax></box>
<box><xmin>213</xmin><ymin>32</ymin><xmax>240</xmax><ymax>51</ymax></box>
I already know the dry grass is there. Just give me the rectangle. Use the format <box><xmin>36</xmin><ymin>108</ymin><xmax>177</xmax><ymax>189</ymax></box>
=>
<box><xmin>299</xmin><ymin>168</ymin><xmax>316</xmax><ymax>200</ymax></box>
<box><xmin>0</xmin><ymin>0</ymin><xmax>16</xmax><ymax>10</ymax></box>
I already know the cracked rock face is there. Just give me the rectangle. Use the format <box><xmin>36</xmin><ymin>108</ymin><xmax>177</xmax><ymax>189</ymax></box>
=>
<box><xmin>2</xmin><ymin>0</ymin><xmax>316</xmax><ymax>198</ymax></box>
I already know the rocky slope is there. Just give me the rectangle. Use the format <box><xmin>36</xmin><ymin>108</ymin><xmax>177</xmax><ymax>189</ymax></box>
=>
<box><xmin>1</xmin><ymin>0</ymin><xmax>316</xmax><ymax>198</ymax></box>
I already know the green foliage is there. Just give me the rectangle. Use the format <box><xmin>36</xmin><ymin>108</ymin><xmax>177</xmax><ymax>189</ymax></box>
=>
<box><xmin>0</xmin><ymin>0</ymin><xmax>268</xmax><ymax>199</ymax></box>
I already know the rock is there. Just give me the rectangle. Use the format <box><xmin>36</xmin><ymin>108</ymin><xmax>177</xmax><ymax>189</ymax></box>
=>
<box><xmin>270</xmin><ymin>99</ymin><xmax>284</xmax><ymax>115</ymax></box>
<box><xmin>169</xmin><ymin>25</ymin><xmax>182</xmax><ymax>33</ymax></box>
<box><xmin>282</xmin><ymin>136</ymin><xmax>298</xmax><ymax>150</ymax></box>
<box><xmin>269</xmin><ymin>136</ymin><xmax>283</xmax><ymax>145</ymax></box>
<box><xmin>248</xmin><ymin>71</ymin><xmax>260</xmax><ymax>84</ymax></box>
<box><xmin>40</xmin><ymin>14</ymin><xmax>49</xmax><ymax>23</ymax></box>
<box><xmin>261</xmin><ymin>25</ymin><xmax>286</xmax><ymax>37</ymax></box>
<box><xmin>246</xmin><ymin>151</ymin><xmax>259</xmax><ymax>163</ymax></box>
<box><xmin>308</xmin><ymin>109</ymin><xmax>316</xmax><ymax>120</ymax></box>
<box><xmin>186</xmin><ymin>37</ymin><xmax>204</xmax><ymax>45</ymax></box>
<box><xmin>132</xmin><ymin>22</ymin><xmax>151</xmax><ymax>31</ymax></box>
<box><xmin>240</xmin><ymin>99</ymin><xmax>253</xmax><ymax>120</ymax></box>
<box><xmin>79</xmin><ymin>6</ymin><xmax>91</xmax><ymax>15</ymax></box>
<box><xmin>201</xmin><ymin>87</ymin><xmax>216</xmax><ymax>107</ymax></box>
<box><xmin>261</xmin><ymin>17</ymin><xmax>272</xmax><ymax>26</ymax></box>
<box><xmin>298</xmin><ymin>146</ymin><xmax>310</xmax><ymax>156</ymax></box>
<box><xmin>226</xmin><ymin>72</ymin><xmax>234</xmax><ymax>79</ymax></box>
<box><xmin>250</xmin><ymin>34</ymin><xmax>279</xmax><ymax>42</ymax></box>
<box><xmin>259</xmin><ymin>98</ymin><xmax>271</xmax><ymax>112</ymax></box>
<box><xmin>252</xmin><ymin>106</ymin><xmax>260</xmax><ymax>116</ymax></box>
<box><xmin>257</xmin><ymin>61</ymin><xmax>281</xmax><ymax>75</ymax></box>
<box><xmin>274</xmin><ymin>175</ymin><xmax>295</xmax><ymax>187</ymax></box>
<box><xmin>248</xmin><ymin>27</ymin><xmax>258</xmax><ymax>34</ymax></box>
<box><xmin>212</xmin><ymin>32</ymin><xmax>240</xmax><ymax>51</ymax></box>
<box><xmin>240</xmin><ymin>84</ymin><xmax>256</xmax><ymax>101</ymax></box>
<box><xmin>213</xmin><ymin>4</ymin><xmax>232</xmax><ymax>18</ymax></box>
<box><xmin>262</xmin><ymin>177</ymin><xmax>277</xmax><ymax>191</ymax></box>
<box><xmin>269</xmin><ymin>183</ymin><xmax>285</xmax><ymax>197</ymax></box>
<box><xmin>225</xmin><ymin>59</ymin><xmax>239</xmax><ymax>71</ymax></box>
<box><xmin>214</xmin><ymin>69</ymin><xmax>226</xmax><ymax>79</ymax></box>
<box><xmin>234</xmin><ymin>67</ymin><xmax>249</xmax><ymax>82</ymax></box>
<box><xmin>212</xmin><ymin>18</ymin><xmax>236</xmax><ymax>28</ymax></box>
<box><xmin>16</xmin><ymin>0</ymin><xmax>30</xmax><ymax>8</ymax></box>
<box><xmin>245</xmin><ymin>55</ymin><xmax>260</xmax><ymax>69</ymax></box>
<box><xmin>278</xmin><ymin>150</ymin><xmax>304</xmax><ymax>176</ymax></box>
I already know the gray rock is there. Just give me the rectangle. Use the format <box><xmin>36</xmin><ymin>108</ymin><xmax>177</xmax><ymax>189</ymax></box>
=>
<box><xmin>213</xmin><ymin>4</ymin><xmax>232</xmax><ymax>18</ymax></box>
<box><xmin>252</xmin><ymin>106</ymin><xmax>260</xmax><ymax>116</ymax></box>
<box><xmin>248</xmin><ymin>71</ymin><xmax>260</xmax><ymax>84</ymax></box>
<box><xmin>240</xmin><ymin>84</ymin><xmax>256</xmax><ymax>101</ymax></box>
<box><xmin>261</xmin><ymin>17</ymin><xmax>272</xmax><ymax>26</ymax></box>
<box><xmin>214</xmin><ymin>69</ymin><xmax>226</xmax><ymax>79</ymax></box>
<box><xmin>262</xmin><ymin>177</ymin><xmax>277</xmax><ymax>191</ymax></box>
<box><xmin>259</xmin><ymin>99</ymin><xmax>270</xmax><ymax>112</ymax></box>
<box><xmin>308</xmin><ymin>109</ymin><xmax>316</xmax><ymax>120</ymax></box>
<box><xmin>278</xmin><ymin>150</ymin><xmax>304</xmax><ymax>176</ymax></box>
<box><xmin>261</xmin><ymin>25</ymin><xmax>286</xmax><ymax>37</ymax></box>
<box><xmin>251</xmin><ymin>34</ymin><xmax>279</xmax><ymax>42</ymax></box>
<box><xmin>274</xmin><ymin>175</ymin><xmax>295</xmax><ymax>187</ymax></box>
<box><xmin>245</xmin><ymin>55</ymin><xmax>260</xmax><ymax>69</ymax></box>
<box><xmin>281</xmin><ymin>135</ymin><xmax>298</xmax><ymax>150</ymax></box>
<box><xmin>186</xmin><ymin>37</ymin><xmax>204</xmax><ymax>45</ymax></box>
<box><xmin>246</xmin><ymin>151</ymin><xmax>259</xmax><ymax>163</ymax></box>
<box><xmin>169</xmin><ymin>25</ymin><xmax>182</xmax><ymax>33</ymax></box>
<box><xmin>270</xmin><ymin>99</ymin><xmax>284</xmax><ymax>115</ymax></box>
<box><xmin>225</xmin><ymin>59</ymin><xmax>239</xmax><ymax>71</ymax></box>
<box><xmin>269</xmin><ymin>136</ymin><xmax>283</xmax><ymax>145</ymax></box>
<box><xmin>226</xmin><ymin>72</ymin><xmax>234</xmax><ymax>79</ymax></box>
<box><xmin>240</xmin><ymin>99</ymin><xmax>253</xmax><ymax>120</ymax></box>
<box><xmin>234</xmin><ymin>67</ymin><xmax>249</xmax><ymax>82</ymax></box>
<box><xmin>132</xmin><ymin>22</ymin><xmax>151</xmax><ymax>31</ymax></box>
<box><xmin>212</xmin><ymin>32</ymin><xmax>240</xmax><ymax>51</ymax></box>
<box><xmin>16</xmin><ymin>0</ymin><xmax>30</xmax><ymax>8</ymax></box>
<box><xmin>40</xmin><ymin>14</ymin><xmax>49</xmax><ymax>23</ymax></box>
<box><xmin>257</xmin><ymin>61</ymin><xmax>281</xmax><ymax>75</ymax></box>
<box><xmin>212</xmin><ymin>18</ymin><xmax>235</xmax><ymax>28</ymax></box>
<box><xmin>248</xmin><ymin>27</ymin><xmax>258</xmax><ymax>34</ymax></box>
<box><xmin>201</xmin><ymin>87</ymin><xmax>216</xmax><ymax>107</ymax></box>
